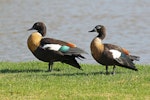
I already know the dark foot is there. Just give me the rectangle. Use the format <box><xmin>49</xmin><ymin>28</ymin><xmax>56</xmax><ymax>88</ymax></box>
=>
<box><xmin>111</xmin><ymin>72</ymin><xmax>115</xmax><ymax>75</ymax></box>
<box><xmin>45</xmin><ymin>69</ymin><xmax>52</xmax><ymax>72</ymax></box>
<box><xmin>106</xmin><ymin>71</ymin><xmax>109</xmax><ymax>75</ymax></box>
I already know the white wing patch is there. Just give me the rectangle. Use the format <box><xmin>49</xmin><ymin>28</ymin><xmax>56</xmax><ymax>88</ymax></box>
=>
<box><xmin>109</xmin><ymin>49</ymin><xmax>121</xmax><ymax>59</ymax></box>
<box><xmin>43</xmin><ymin>44</ymin><xmax>61</xmax><ymax>51</ymax></box>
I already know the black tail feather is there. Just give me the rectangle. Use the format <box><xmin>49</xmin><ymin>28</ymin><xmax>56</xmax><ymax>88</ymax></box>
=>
<box><xmin>119</xmin><ymin>64</ymin><xmax>138</xmax><ymax>71</ymax></box>
<box><xmin>60</xmin><ymin>47</ymin><xmax>86</xmax><ymax>70</ymax></box>
<box><xmin>62</xmin><ymin>56</ymin><xmax>83</xmax><ymax>70</ymax></box>
<box><xmin>115</xmin><ymin>56</ymin><xmax>138</xmax><ymax>71</ymax></box>
<box><xmin>129</xmin><ymin>55</ymin><xmax>140</xmax><ymax>61</ymax></box>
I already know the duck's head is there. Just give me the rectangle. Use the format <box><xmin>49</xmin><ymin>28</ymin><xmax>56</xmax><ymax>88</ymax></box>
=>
<box><xmin>89</xmin><ymin>25</ymin><xmax>106</xmax><ymax>40</ymax></box>
<box><xmin>28</xmin><ymin>22</ymin><xmax>46</xmax><ymax>36</ymax></box>
<box><xmin>89</xmin><ymin>25</ymin><xmax>105</xmax><ymax>33</ymax></box>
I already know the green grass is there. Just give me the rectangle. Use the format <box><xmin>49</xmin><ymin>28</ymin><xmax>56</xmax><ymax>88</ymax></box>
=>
<box><xmin>0</xmin><ymin>61</ymin><xmax>149</xmax><ymax>100</ymax></box>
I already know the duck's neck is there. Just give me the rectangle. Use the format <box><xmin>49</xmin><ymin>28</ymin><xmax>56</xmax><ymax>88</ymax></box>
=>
<box><xmin>38</xmin><ymin>27</ymin><xmax>46</xmax><ymax>37</ymax></box>
<box><xmin>97</xmin><ymin>31</ymin><xmax>106</xmax><ymax>40</ymax></box>
<box><xmin>97</xmin><ymin>27</ymin><xmax>106</xmax><ymax>40</ymax></box>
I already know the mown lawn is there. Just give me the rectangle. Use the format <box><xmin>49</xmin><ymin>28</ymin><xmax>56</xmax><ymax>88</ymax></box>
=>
<box><xmin>0</xmin><ymin>61</ymin><xmax>149</xmax><ymax>100</ymax></box>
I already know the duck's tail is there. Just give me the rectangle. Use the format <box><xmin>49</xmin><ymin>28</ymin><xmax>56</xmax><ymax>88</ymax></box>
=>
<box><xmin>129</xmin><ymin>55</ymin><xmax>140</xmax><ymax>61</ymax></box>
<box><xmin>61</xmin><ymin>56</ymin><xmax>84</xmax><ymax>70</ymax></box>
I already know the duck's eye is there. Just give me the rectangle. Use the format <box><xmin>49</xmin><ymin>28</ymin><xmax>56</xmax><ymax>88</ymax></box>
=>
<box><xmin>96</xmin><ymin>26</ymin><xmax>101</xmax><ymax>29</ymax></box>
<box><xmin>36</xmin><ymin>23</ymin><xmax>40</xmax><ymax>26</ymax></box>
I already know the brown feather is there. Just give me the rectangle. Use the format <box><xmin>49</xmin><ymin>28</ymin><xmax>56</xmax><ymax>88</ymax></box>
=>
<box><xmin>40</xmin><ymin>38</ymin><xmax>76</xmax><ymax>48</ymax></box>
<box><xmin>122</xmin><ymin>48</ymin><xmax>129</xmax><ymax>55</ymax></box>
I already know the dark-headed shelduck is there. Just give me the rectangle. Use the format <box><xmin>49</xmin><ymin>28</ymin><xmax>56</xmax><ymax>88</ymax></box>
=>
<box><xmin>27</xmin><ymin>22</ymin><xmax>86</xmax><ymax>71</ymax></box>
<box><xmin>89</xmin><ymin>25</ymin><xmax>140</xmax><ymax>74</ymax></box>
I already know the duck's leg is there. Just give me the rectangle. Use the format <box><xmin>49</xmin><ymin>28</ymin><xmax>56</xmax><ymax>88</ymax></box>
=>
<box><xmin>106</xmin><ymin>65</ymin><xmax>109</xmax><ymax>75</ymax></box>
<box><xmin>48</xmin><ymin>62</ymin><xmax>53</xmax><ymax>72</ymax></box>
<box><xmin>112</xmin><ymin>65</ymin><xmax>116</xmax><ymax>75</ymax></box>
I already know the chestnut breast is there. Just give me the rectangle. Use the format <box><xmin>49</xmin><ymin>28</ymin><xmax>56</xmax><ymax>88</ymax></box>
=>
<box><xmin>90</xmin><ymin>37</ymin><xmax>104</xmax><ymax>62</ymax></box>
<box><xmin>27</xmin><ymin>32</ymin><xmax>42</xmax><ymax>52</ymax></box>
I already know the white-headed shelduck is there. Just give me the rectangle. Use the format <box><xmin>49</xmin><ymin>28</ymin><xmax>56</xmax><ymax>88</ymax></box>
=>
<box><xmin>27</xmin><ymin>22</ymin><xmax>86</xmax><ymax>71</ymax></box>
<box><xmin>89</xmin><ymin>25</ymin><xmax>140</xmax><ymax>74</ymax></box>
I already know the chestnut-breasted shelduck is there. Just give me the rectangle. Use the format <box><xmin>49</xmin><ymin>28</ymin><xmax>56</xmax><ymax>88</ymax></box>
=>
<box><xmin>89</xmin><ymin>25</ymin><xmax>140</xmax><ymax>74</ymax></box>
<box><xmin>27</xmin><ymin>22</ymin><xmax>86</xmax><ymax>71</ymax></box>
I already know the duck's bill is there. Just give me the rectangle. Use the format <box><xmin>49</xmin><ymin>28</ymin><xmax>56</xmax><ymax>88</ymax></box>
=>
<box><xmin>27</xmin><ymin>27</ymin><xmax>34</xmax><ymax>31</ymax></box>
<box><xmin>89</xmin><ymin>29</ymin><xmax>96</xmax><ymax>32</ymax></box>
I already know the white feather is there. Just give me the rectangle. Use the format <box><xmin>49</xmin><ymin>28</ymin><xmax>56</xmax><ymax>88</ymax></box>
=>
<box><xmin>109</xmin><ymin>49</ymin><xmax>121</xmax><ymax>59</ymax></box>
<box><xmin>43</xmin><ymin>44</ymin><xmax>61</xmax><ymax>51</ymax></box>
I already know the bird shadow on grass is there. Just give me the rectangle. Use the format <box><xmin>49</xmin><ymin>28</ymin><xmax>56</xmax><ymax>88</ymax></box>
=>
<box><xmin>0</xmin><ymin>68</ymin><xmax>124</xmax><ymax>76</ymax></box>
<box><xmin>46</xmin><ymin>71</ymin><xmax>102</xmax><ymax>76</ymax></box>
<box><xmin>0</xmin><ymin>68</ymin><xmax>101</xmax><ymax>76</ymax></box>
<box><xmin>44</xmin><ymin>70</ymin><xmax>125</xmax><ymax>76</ymax></box>
<box><xmin>0</xmin><ymin>68</ymin><xmax>44</xmax><ymax>73</ymax></box>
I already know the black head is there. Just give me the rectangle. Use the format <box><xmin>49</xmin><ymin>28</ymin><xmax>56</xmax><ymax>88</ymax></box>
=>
<box><xmin>89</xmin><ymin>25</ymin><xmax>106</xmax><ymax>40</ymax></box>
<box><xmin>28</xmin><ymin>22</ymin><xmax>46</xmax><ymax>36</ymax></box>
<box><xmin>89</xmin><ymin>25</ymin><xmax>104</xmax><ymax>32</ymax></box>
